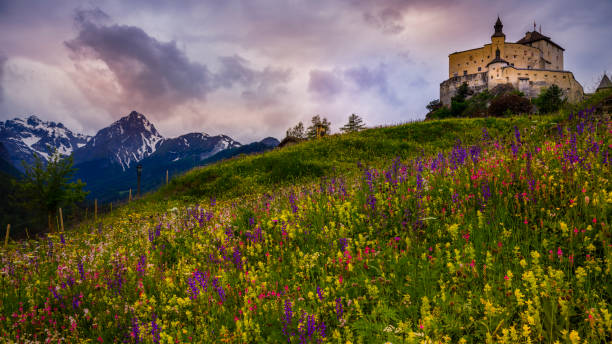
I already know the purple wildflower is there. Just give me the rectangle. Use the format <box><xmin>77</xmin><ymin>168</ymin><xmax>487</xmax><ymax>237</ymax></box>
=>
<box><xmin>131</xmin><ymin>317</ymin><xmax>141</xmax><ymax>343</ymax></box>
<box><xmin>151</xmin><ymin>314</ymin><xmax>160</xmax><ymax>343</ymax></box>
<box><xmin>335</xmin><ymin>297</ymin><xmax>343</xmax><ymax>320</ymax></box>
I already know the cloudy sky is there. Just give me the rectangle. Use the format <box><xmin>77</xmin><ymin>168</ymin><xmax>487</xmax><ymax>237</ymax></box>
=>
<box><xmin>1</xmin><ymin>0</ymin><xmax>611</xmax><ymax>142</ymax></box>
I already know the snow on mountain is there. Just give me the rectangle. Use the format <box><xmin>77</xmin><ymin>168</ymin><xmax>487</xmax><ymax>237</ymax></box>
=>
<box><xmin>0</xmin><ymin>115</ymin><xmax>91</xmax><ymax>170</ymax></box>
<box><xmin>72</xmin><ymin>111</ymin><xmax>164</xmax><ymax>171</ymax></box>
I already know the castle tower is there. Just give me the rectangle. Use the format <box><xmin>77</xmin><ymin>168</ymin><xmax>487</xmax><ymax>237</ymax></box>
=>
<box><xmin>491</xmin><ymin>16</ymin><xmax>506</xmax><ymax>61</ymax></box>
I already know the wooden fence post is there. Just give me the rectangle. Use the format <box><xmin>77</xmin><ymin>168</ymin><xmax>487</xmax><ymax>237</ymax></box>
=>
<box><xmin>129</xmin><ymin>188</ymin><xmax>132</xmax><ymax>202</ymax></box>
<box><xmin>95</xmin><ymin>199</ymin><xmax>98</xmax><ymax>221</ymax></box>
<box><xmin>166</xmin><ymin>170</ymin><xmax>169</xmax><ymax>185</ymax></box>
<box><xmin>59</xmin><ymin>208</ymin><xmax>64</xmax><ymax>232</ymax></box>
<box><xmin>4</xmin><ymin>224</ymin><xmax>10</xmax><ymax>248</ymax></box>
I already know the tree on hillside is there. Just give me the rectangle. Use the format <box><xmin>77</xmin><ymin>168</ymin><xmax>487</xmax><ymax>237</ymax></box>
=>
<box><xmin>426</xmin><ymin>99</ymin><xmax>442</xmax><ymax>112</ymax></box>
<box><xmin>488</xmin><ymin>93</ymin><xmax>532</xmax><ymax>117</ymax></box>
<box><xmin>306</xmin><ymin>115</ymin><xmax>331</xmax><ymax>139</ymax></box>
<box><xmin>340</xmin><ymin>114</ymin><xmax>366</xmax><ymax>133</ymax></box>
<box><xmin>533</xmin><ymin>84</ymin><xmax>565</xmax><ymax>114</ymax></box>
<box><xmin>285</xmin><ymin>122</ymin><xmax>306</xmax><ymax>139</ymax></box>
<box><xmin>16</xmin><ymin>149</ymin><xmax>88</xmax><ymax>232</ymax></box>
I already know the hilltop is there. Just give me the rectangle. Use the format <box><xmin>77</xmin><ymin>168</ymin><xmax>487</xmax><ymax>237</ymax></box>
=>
<box><xmin>0</xmin><ymin>93</ymin><xmax>610</xmax><ymax>342</ymax></box>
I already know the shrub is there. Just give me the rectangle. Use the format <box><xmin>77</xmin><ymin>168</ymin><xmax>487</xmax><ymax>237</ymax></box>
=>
<box><xmin>488</xmin><ymin>93</ymin><xmax>532</xmax><ymax>116</ymax></box>
<box><xmin>534</xmin><ymin>84</ymin><xmax>565</xmax><ymax>114</ymax></box>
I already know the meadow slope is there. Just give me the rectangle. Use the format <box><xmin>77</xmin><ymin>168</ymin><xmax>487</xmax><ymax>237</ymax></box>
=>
<box><xmin>1</xmin><ymin>104</ymin><xmax>611</xmax><ymax>343</ymax></box>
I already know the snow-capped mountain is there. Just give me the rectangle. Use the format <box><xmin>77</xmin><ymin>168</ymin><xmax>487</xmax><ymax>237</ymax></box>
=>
<box><xmin>0</xmin><ymin>115</ymin><xmax>91</xmax><ymax>170</ymax></box>
<box><xmin>151</xmin><ymin>132</ymin><xmax>241</xmax><ymax>163</ymax></box>
<box><xmin>72</xmin><ymin>111</ymin><xmax>164</xmax><ymax>171</ymax></box>
<box><xmin>2</xmin><ymin>111</ymin><xmax>278</xmax><ymax>201</ymax></box>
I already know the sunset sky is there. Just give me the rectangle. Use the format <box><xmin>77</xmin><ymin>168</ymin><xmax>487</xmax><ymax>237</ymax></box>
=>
<box><xmin>1</xmin><ymin>0</ymin><xmax>611</xmax><ymax>142</ymax></box>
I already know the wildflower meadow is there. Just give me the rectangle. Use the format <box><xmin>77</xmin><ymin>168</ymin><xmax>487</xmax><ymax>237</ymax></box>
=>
<box><xmin>1</xmin><ymin>107</ymin><xmax>610</xmax><ymax>343</ymax></box>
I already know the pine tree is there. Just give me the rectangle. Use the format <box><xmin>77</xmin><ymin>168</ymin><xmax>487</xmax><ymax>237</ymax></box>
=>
<box><xmin>285</xmin><ymin>122</ymin><xmax>305</xmax><ymax>139</ymax></box>
<box><xmin>17</xmin><ymin>149</ymin><xmax>88</xmax><ymax>232</ymax></box>
<box><xmin>340</xmin><ymin>114</ymin><xmax>366</xmax><ymax>133</ymax></box>
<box><xmin>306</xmin><ymin>115</ymin><xmax>331</xmax><ymax>139</ymax></box>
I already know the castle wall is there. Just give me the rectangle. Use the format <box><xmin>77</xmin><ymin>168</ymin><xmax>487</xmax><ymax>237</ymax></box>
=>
<box><xmin>526</xmin><ymin>40</ymin><xmax>564</xmax><ymax>71</ymax></box>
<box><xmin>449</xmin><ymin>43</ymin><xmax>553</xmax><ymax>78</ymax></box>
<box><xmin>440</xmin><ymin>72</ymin><xmax>488</xmax><ymax>105</ymax></box>
<box><xmin>499</xmin><ymin>67</ymin><xmax>583</xmax><ymax>102</ymax></box>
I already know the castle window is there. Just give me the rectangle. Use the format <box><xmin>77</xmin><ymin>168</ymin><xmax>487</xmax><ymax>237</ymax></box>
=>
<box><xmin>514</xmin><ymin>55</ymin><xmax>517</xmax><ymax>58</ymax></box>
<box><xmin>562</xmin><ymin>76</ymin><xmax>566</xmax><ymax>79</ymax></box>
<box><xmin>491</xmin><ymin>76</ymin><xmax>494</xmax><ymax>79</ymax></box>
<box><xmin>463</xmin><ymin>70</ymin><xmax>467</xmax><ymax>76</ymax></box>
<box><xmin>478</xmin><ymin>67</ymin><xmax>482</xmax><ymax>71</ymax></box>
<box><xmin>487</xmin><ymin>56</ymin><xmax>490</xmax><ymax>58</ymax></box>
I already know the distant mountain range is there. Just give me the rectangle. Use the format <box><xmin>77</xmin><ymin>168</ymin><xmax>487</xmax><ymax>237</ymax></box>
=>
<box><xmin>0</xmin><ymin>111</ymin><xmax>278</xmax><ymax>201</ymax></box>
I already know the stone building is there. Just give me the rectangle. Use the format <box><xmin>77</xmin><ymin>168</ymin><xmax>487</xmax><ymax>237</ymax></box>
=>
<box><xmin>440</xmin><ymin>17</ymin><xmax>584</xmax><ymax>105</ymax></box>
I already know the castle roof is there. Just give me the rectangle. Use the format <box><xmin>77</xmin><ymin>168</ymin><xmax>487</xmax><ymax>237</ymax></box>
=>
<box><xmin>492</xmin><ymin>16</ymin><xmax>505</xmax><ymax>37</ymax></box>
<box><xmin>517</xmin><ymin>30</ymin><xmax>565</xmax><ymax>51</ymax></box>
<box><xmin>486</xmin><ymin>57</ymin><xmax>509</xmax><ymax>67</ymax></box>
<box><xmin>596</xmin><ymin>74</ymin><xmax>612</xmax><ymax>91</ymax></box>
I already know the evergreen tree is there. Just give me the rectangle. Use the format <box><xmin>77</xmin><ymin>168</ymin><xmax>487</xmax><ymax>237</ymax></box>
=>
<box><xmin>17</xmin><ymin>149</ymin><xmax>88</xmax><ymax>232</ymax></box>
<box><xmin>533</xmin><ymin>84</ymin><xmax>565</xmax><ymax>114</ymax></box>
<box><xmin>426</xmin><ymin>99</ymin><xmax>442</xmax><ymax>112</ymax></box>
<box><xmin>285</xmin><ymin>122</ymin><xmax>305</xmax><ymax>139</ymax></box>
<box><xmin>306</xmin><ymin>115</ymin><xmax>331</xmax><ymax>139</ymax></box>
<box><xmin>340</xmin><ymin>114</ymin><xmax>366</xmax><ymax>133</ymax></box>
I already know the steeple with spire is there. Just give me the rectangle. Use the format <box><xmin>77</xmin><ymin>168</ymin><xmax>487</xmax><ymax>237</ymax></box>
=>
<box><xmin>492</xmin><ymin>16</ymin><xmax>505</xmax><ymax>38</ymax></box>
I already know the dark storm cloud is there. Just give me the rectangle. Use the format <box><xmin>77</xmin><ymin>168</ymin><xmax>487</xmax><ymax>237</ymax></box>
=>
<box><xmin>65</xmin><ymin>12</ymin><xmax>215</xmax><ymax>106</ymax></box>
<box><xmin>308</xmin><ymin>70</ymin><xmax>344</xmax><ymax>101</ymax></box>
<box><xmin>215</xmin><ymin>55</ymin><xmax>292</xmax><ymax>108</ymax></box>
<box><xmin>344</xmin><ymin>64</ymin><xmax>388</xmax><ymax>93</ymax></box>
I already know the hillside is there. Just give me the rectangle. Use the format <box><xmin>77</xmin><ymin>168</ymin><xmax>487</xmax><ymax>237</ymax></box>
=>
<box><xmin>0</xmin><ymin>104</ymin><xmax>610</xmax><ymax>343</ymax></box>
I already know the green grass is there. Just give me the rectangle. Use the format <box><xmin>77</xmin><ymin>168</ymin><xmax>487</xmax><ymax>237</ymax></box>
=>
<box><xmin>155</xmin><ymin>114</ymin><xmax>562</xmax><ymax>203</ymax></box>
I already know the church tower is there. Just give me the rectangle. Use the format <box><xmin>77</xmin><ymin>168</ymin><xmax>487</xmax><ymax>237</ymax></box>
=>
<box><xmin>491</xmin><ymin>16</ymin><xmax>506</xmax><ymax>62</ymax></box>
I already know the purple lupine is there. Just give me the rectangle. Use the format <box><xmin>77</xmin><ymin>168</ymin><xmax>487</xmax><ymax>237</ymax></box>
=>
<box><xmin>470</xmin><ymin>145</ymin><xmax>481</xmax><ymax>165</ymax></box>
<box><xmin>77</xmin><ymin>260</ymin><xmax>85</xmax><ymax>280</ymax></box>
<box><xmin>211</xmin><ymin>277</ymin><xmax>226</xmax><ymax>302</ymax></box>
<box><xmin>335</xmin><ymin>297</ymin><xmax>343</xmax><ymax>320</ymax></box>
<box><xmin>60</xmin><ymin>234</ymin><xmax>65</xmax><ymax>245</ymax></box>
<box><xmin>194</xmin><ymin>270</ymin><xmax>209</xmax><ymax>291</ymax></box>
<box><xmin>232</xmin><ymin>246</ymin><xmax>243</xmax><ymax>270</ymax></box>
<box><xmin>316</xmin><ymin>286</ymin><xmax>324</xmax><ymax>301</ymax></box>
<box><xmin>137</xmin><ymin>254</ymin><xmax>146</xmax><ymax>276</ymax></box>
<box><xmin>416</xmin><ymin>173</ymin><xmax>424</xmax><ymax>196</ymax></box>
<box><xmin>338</xmin><ymin>238</ymin><xmax>348</xmax><ymax>252</ymax></box>
<box><xmin>366</xmin><ymin>193</ymin><xmax>377</xmax><ymax>212</ymax></box>
<box><xmin>511</xmin><ymin>142</ymin><xmax>519</xmax><ymax>157</ymax></box>
<box><xmin>482</xmin><ymin>128</ymin><xmax>490</xmax><ymax>141</ymax></box>
<box><xmin>72</xmin><ymin>296</ymin><xmax>80</xmax><ymax>310</ymax></box>
<box><xmin>282</xmin><ymin>299</ymin><xmax>293</xmax><ymax>341</ymax></box>
<box><xmin>187</xmin><ymin>277</ymin><xmax>199</xmax><ymax>300</ymax></box>
<box><xmin>318</xmin><ymin>321</ymin><xmax>327</xmax><ymax>341</ymax></box>
<box><xmin>514</xmin><ymin>126</ymin><xmax>521</xmax><ymax>144</ymax></box>
<box><xmin>151</xmin><ymin>314</ymin><xmax>160</xmax><ymax>343</ymax></box>
<box><xmin>210</xmin><ymin>197</ymin><xmax>216</xmax><ymax>207</ymax></box>
<box><xmin>481</xmin><ymin>182</ymin><xmax>491</xmax><ymax>205</ymax></box>
<box><xmin>131</xmin><ymin>317</ymin><xmax>141</xmax><ymax>343</ymax></box>
<box><xmin>288</xmin><ymin>192</ymin><xmax>299</xmax><ymax>214</ymax></box>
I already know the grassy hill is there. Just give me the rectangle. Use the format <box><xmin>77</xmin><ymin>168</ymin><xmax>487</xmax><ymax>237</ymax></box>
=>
<box><xmin>0</xmin><ymin>100</ymin><xmax>610</xmax><ymax>343</ymax></box>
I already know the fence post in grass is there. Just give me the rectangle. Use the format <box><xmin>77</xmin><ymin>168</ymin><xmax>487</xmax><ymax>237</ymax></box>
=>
<box><xmin>59</xmin><ymin>208</ymin><xmax>64</xmax><ymax>232</ymax></box>
<box><xmin>110</xmin><ymin>202</ymin><xmax>112</xmax><ymax>214</ymax></box>
<box><xmin>166</xmin><ymin>170</ymin><xmax>169</xmax><ymax>185</ymax></box>
<box><xmin>95</xmin><ymin>199</ymin><xmax>98</xmax><ymax>221</ymax></box>
<box><xmin>129</xmin><ymin>188</ymin><xmax>132</xmax><ymax>202</ymax></box>
<box><xmin>4</xmin><ymin>224</ymin><xmax>10</xmax><ymax>248</ymax></box>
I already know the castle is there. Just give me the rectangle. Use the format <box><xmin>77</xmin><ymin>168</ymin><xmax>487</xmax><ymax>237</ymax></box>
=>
<box><xmin>440</xmin><ymin>17</ymin><xmax>584</xmax><ymax>105</ymax></box>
